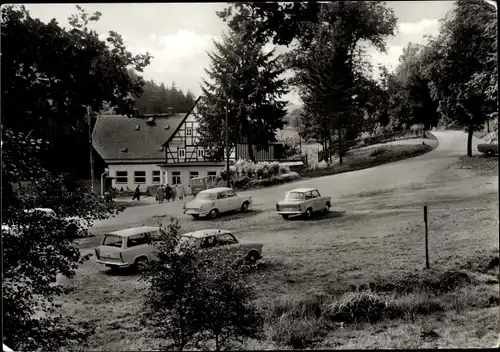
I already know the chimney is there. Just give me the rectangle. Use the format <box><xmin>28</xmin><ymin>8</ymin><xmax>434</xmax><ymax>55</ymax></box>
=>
<box><xmin>167</xmin><ymin>107</ymin><xmax>174</xmax><ymax>116</ymax></box>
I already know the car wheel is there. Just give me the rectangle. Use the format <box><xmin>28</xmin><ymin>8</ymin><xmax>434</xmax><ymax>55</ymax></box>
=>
<box><xmin>323</xmin><ymin>203</ymin><xmax>331</xmax><ymax>213</ymax></box>
<box><xmin>241</xmin><ymin>201</ymin><xmax>249</xmax><ymax>212</ymax></box>
<box><xmin>246</xmin><ymin>251</ymin><xmax>259</xmax><ymax>265</ymax></box>
<box><xmin>281</xmin><ymin>214</ymin><xmax>289</xmax><ymax>220</ymax></box>
<box><xmin>209</xmin><ymin>209</ymin><xmax>219</xmax><ymax>219</ymax></box>
<box><xmin>305</xmin><ymin>208</ymin><xmax>313</xmax><ymax>219</ymax></box>
<box><xmin>192</xmin><ymin>214</ymin><xmax>199</xmax><ymax>220</ymax></box>
<box><xmin>135</xmin><ymin>257</ymin><xmax>149</xmax><ymax>272</ymax></box>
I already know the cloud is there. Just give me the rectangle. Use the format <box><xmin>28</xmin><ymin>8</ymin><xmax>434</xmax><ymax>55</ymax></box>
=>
<box><xmin>128</xmin><ymin>30</ymin><xmax>219</xmax><ymax>94</ymax></box>
<box><xmin>397</xmin><ymin>18</ymin><xmax>439</xmax><ymax>36</ymax></box>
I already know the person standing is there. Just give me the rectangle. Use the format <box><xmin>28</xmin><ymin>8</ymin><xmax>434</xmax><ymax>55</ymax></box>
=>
<box><xmin>132</xmin><ymin>185</ymin><xmax>141</xmax><ymax>201</ymax></box>
<box><xmin>171</xmin><ymin>185</ymin><xmax>177</xmax><ymax>202</ymax></box>
<box><xmin>157</xmin><ymin>185</ymin><xmax>165</xmax><ymax>204</ymax></box>
<box><xmin>165</xmin><ymin>184</ymin><xmax>172</xmax><ymax>202</ymax></box>
<box><xmin>176</xmin><ymin>183</ymin><xmax>185</xmax><ymax>201</ymax></box>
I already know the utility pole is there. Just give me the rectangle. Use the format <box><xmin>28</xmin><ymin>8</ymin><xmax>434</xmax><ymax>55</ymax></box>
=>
<box><xmin>225</xmin><ymin>101</ymin><xmax>230</xmax><ymax>188</ymax></box>
<box><xmin>88</xmin><ymin>107</ymin><xmax>95</xmax><ymax>192</ymax></box>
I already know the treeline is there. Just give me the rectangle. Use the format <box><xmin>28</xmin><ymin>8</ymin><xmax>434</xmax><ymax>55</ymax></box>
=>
<box><xmin>283</xmin><ymin>0</ymin><xmax>496</xmax><ymax>159</ymax></box>
<box><xmin>134</xmin><ymin>81</ymin><xmax>197</xmax><ymax>114</ymax></box>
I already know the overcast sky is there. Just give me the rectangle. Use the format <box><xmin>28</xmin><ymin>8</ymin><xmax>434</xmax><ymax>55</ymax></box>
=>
<box><xmin>24</xmin><ymin>1</ymin><xmax>457</xmax><ymax>106</ymax></box>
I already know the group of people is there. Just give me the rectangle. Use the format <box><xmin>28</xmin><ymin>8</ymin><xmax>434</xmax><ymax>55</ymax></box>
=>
<box><xmin>155</xmin><ymin>183</ymin><xmax>185</xmax><ymax>203</ymax></box>
<box><xmin>131</xmin><ymin>183</ymin><xmax>186</xmax><ymax>203</ymax></box>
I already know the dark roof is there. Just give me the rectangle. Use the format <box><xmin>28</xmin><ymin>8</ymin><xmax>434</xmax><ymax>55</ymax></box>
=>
<box><xmin>92</xmin><ymin>113</ymin><xmax>186</xmax><ymax>162</ymax></box>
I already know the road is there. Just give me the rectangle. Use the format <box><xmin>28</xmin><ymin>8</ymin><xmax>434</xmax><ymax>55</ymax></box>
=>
<box><xmin>88</xmin><ymin>130</ymin><xmax>492</xmax><ymax>237</ymax></box>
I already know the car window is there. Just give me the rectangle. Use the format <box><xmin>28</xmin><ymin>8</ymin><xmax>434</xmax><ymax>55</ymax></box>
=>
<box><xmin>127</xmin><ymin>233</ymin><xmax>148</xmax><ymax>248</ymax></box>
<box><xmin>217</xmin><ymin>192</ymin><xmax>226</xmax><ymax>200</ymax></box>
<box><xmin>226</xmin><ymin>190</ymin><xmax>236</xmax><ymax>198</ymax></box>
<box><xmin>216</xmin><ymin>233</ymin><xmax>237</xmax><ymax>245</ymax></box>
<box><xmin>197</xmin><ymin>193</ymin><xmax>216</xmax><ymax>200</ymax></box>
<box><xmin>311</xmin><ymin>190</ymin><xmax>320</xmax><ymax>198</ymax></box>
<box><xmin>285</xmin><ymin>192</ymin><xmax>304</xmax><ymax>200</ymax></box>
<box><xmin>179</xmin><ymin>236</ymin><xmax>198</xmax><ymax>248</ymax></box>
<box><xmin>305</xmin><ymin>191</ymin><xmax>313</xmax><ymax>199</ymax></box>
<box><xmin>200</xmin><ymin>235</ymin><xmax>217</xmax><ymax>249</ymax></box>
<box><xmin>103</xmin><ymin>234</ymin><xmax>123</xmax><ymax>248</ymax></box>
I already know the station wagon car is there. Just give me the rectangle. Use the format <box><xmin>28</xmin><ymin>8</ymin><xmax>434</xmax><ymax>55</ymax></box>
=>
<box><xmin>179</xmin><ymin>229</ymin><xmax>263</xmax><ymax>264</ymax></box>
<box><xmin>95</xmin><ymin>226</ymin><xmax>161</xmax><ymax>271</ymax></box>
<box><xmin>276</xmin><ymin>188</ymin><xmax>331</xmax><ymax>219</ymax></box>
<box><xmin>183</xmin><ymin>187</ymin><xmax>252</xmax><ymax>219</ymax></box>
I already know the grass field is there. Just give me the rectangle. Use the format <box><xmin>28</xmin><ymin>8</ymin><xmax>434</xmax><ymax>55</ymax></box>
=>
<box><xmin>54</xmin><ymin>137</ymin><xmax>498</xmax><ymax>351</ymax></box>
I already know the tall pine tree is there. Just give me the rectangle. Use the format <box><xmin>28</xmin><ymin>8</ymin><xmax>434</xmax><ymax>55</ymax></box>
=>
<box><xmin>198</xmin><ymin>30</ymin><xmax>288</xmax><ymax>162</ymax></box>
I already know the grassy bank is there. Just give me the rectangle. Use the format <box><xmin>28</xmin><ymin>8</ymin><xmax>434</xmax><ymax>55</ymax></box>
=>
<box><xmin>457</xmin><ymin>155</ymin><xmax>498</xmax><ymax>176</ymax></box>
<box><xmin>301</xmin><ymin>142</ymin><xmax>437</xmax><ymax>179</ymax></box>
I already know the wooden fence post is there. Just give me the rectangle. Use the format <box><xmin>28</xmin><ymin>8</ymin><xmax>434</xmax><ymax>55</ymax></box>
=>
<box><xmin>424</xmin><ymin>205</ymin><xmax>430</xmax><ymax>269</ymax></box>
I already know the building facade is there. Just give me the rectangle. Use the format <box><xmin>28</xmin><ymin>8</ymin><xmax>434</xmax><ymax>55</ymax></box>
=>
<box><xmin>93</xmin><ymin>97</ymin><xmax>285</xmax><ymax>194</ymax></box>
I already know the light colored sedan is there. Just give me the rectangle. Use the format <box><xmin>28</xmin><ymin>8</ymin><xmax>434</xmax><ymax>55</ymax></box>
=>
<box><xmin>276</xmin><ymin>188</ymin><xmax>332</xmax><ymax>219</ymax></box>
<box><xmin>179</xmin><ymin>229</ymin><xmax>263</xmax><ymax>264</ymax></box>
<box><xmin>183</xmin><ymin>187</ymin><xmax>252</xmax><ymax>219</ymax></box>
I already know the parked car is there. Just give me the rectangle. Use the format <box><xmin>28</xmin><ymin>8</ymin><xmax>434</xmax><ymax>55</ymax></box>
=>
<box><xmin>477</xmin><ymin>137</ymin><xmax>498</xmax><ymax>156</ymax></box>
<box><xmin>178</xmin><ymin>229</ymin><xmax>263</xmax><ymax>264</ymax></box>
<box><xmin>276</xmin><ymin>188</ymin><xmax>331</xmax><ymax>219</ymax></box>
<box><xmin>95</xmin><ymin>226</ymin><xmax>162</xmax><ymax>271</ymax></box>
<box><xmin>190</xmin><ymin>176</ymin><xmax>211</xmax><ymax>196</ymax></box>
<box><xmin>95</xmin><ymin>226</ymin><xmax>263</xmax><ymax>271</ymax></box>
<box><xmin>183</xmin><ymin>187</ymin><xmax>252</xmax><ymax>219</ymax></box>
<box><xmin>24</xmin><ymin>208</ymin><xmax>90</xmax><ymax>237</ymax></box>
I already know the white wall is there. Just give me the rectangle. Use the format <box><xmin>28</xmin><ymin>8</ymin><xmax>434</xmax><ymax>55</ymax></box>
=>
<box><xmin>109</xmin><ymin>163</ymin><xmax>164</xmax><ymax>191</ymax></box>
<box><xmin>161</xmin><ymin>166</ymin><xmax>222</xmax><ymax>195</ymax></box>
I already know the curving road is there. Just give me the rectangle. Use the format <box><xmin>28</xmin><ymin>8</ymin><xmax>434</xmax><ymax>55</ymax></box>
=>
<box><xmin>89</xmin><ymin>130</ymin><xmax>493</xmax><ymax>237</ymax></box>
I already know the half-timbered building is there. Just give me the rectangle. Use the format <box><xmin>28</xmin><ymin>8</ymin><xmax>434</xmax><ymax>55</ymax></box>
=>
<box><xmin>92</xmin><ymin>96</ymin><xmax>285</xmax><ymax>194</ymax></box>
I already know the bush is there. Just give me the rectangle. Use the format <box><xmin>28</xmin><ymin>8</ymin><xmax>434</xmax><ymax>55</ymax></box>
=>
<box><xmin>369</xmin><ymin>147</ymin><xmax>387</xmax><ymax>157</ymax></box>
<box><xmin>269</xmin><ymin>316</ymin><xmax>326</xmax><ymax>349</ymax></box>
<box><xmin>325</xmin><ymin>291</ymin><xmax>386</xmax><ymax>324</ymax></box>
<box><xmin>215</xmin><ymin>160</ymin><xmax>298</xmax><ymax>190</ymax></box>
<box><xmin>141</xmin><ymin>218</ymin><xmax>264</xmax><ymax>351</ymax></box>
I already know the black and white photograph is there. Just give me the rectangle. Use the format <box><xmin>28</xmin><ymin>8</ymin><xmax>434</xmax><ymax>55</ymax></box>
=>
<box><xmin>2</xmin><ymin>1</ymin><xmax>498</xmax><ymax>350</ymax></box>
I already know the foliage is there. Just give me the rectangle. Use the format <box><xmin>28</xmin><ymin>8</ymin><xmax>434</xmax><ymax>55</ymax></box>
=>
<box><xmin>422</xmin><ymin>0</ymin><xmax>497</xmax><ymax>156</ymax></box>
<box><xmin>387</xmin><ymin>43</ymin><xmax>441</xmax><ymax>130</ymax></box>
<box><xmin>132</xmin><ymin>80</ymin><xmax>197</xmax><ymax>115</ymax></box>
<box><xmin>141</xmin><ymin>218</ymin><xmax>263</xmax><ymax>351</ymax></box>
<box><xmin>1</xmin><ymin>5</ymin><xmax>151</xmax><ymax>134</ymax></box>
<box><xmin>1</xmin><ymin>5</ymin><xmax>152</xmax><ymax>178</ymax></box>
<box><xmin>283</xmin><ymin>2</ymin><xmax>397</xmax><ymax>164</ymax></box>
<box><xmin>2</xmin><ymin>128</ymin><xmax>123</xmax><ymax>351</ymax></box>
<box><xmin>197</xmin><ymin>30</ymin><xmax>288</xmax><ymax>161</ymax></box>
<box><xmin>1</xmin><ymin>5</ymin><xmax>144</xmax><ymax>350</ymax></box>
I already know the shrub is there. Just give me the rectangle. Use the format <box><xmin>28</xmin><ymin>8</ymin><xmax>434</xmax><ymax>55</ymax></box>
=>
<box><xmin>370</xmin><ymin>147</ymin><xmax>387</xmax><ymax>157</ymax></box>
<box><xmin>269</xmin><ymin>316</ymin><xmax>326</xmax><ymax>350</ymax></box>
<box><xmin>141</xmin><ymin>218</ymin><xmax>264</xmax><ymax>351</ymax></box>
<box><xmin>385</xmin><ymin>293</ymin><xmax>445</xmax><ymax>320</ymax></box>
<box><xmin>325</xmin><ymin>291</ymin><xmax>386</xmax><ymax>324</ymax></box>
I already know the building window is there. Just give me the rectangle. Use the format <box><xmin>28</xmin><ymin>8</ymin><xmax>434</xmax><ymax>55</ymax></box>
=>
<box><xmin>152</xmin><ymin>170</ymin><xmax>161</xmax><ymax>184</ymax></box>
<box><xmin>207</xmin><ymin>171</ymin><xmax>217</xmax><ymax>182</ymax></box>
<box><xmin>186</xmin><ymin>127</ymin><xmax>193</xmax><ymax>136</ymax></box>
<box><xmin>197</xmin><ymin>148</ymin><xmax>204</xmax><ymax>158</ymax></box>
<box><xmin>116</xmin><ymin>171</ymin><xmax>128</xmax><ymax>184</ymax></box>
<box><xmin>172</xmin><ymin>171</ymin><xmax>181</xmax><ymax>185</ymax></box>
<box><xmin>134</xmin><ymin>171</ymin><xmax>146</xmax><ymax>184</ymax></box>
<box><xmin>189</xmin><ymin>171</ymin><xmax>199</xmax><ymax>180</ymax></box>
<box><xmin>178</xmin><ymin>148</ymin><xmax>186</xmax><ymax>159</ymax></box>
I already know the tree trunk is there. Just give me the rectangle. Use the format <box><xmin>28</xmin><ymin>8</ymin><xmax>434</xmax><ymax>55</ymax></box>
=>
<box><xmin>467</xmin><ymin>126</ymin><xmax>474</xmax><ymax>157</ymax></box>
<box><xmin>215</xmin><ymin>334</ymin><xmax>220</xmax><ymax>352</ymax></box>
<box><xmin>486</xmin><ymin>118</ymin><xmax>490</xmax><ymax>133</ymax></box>
<box><xmin>338</xmin><ymin>129</ymin><xmax>343</xmax><ymax>165</ymax></box>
